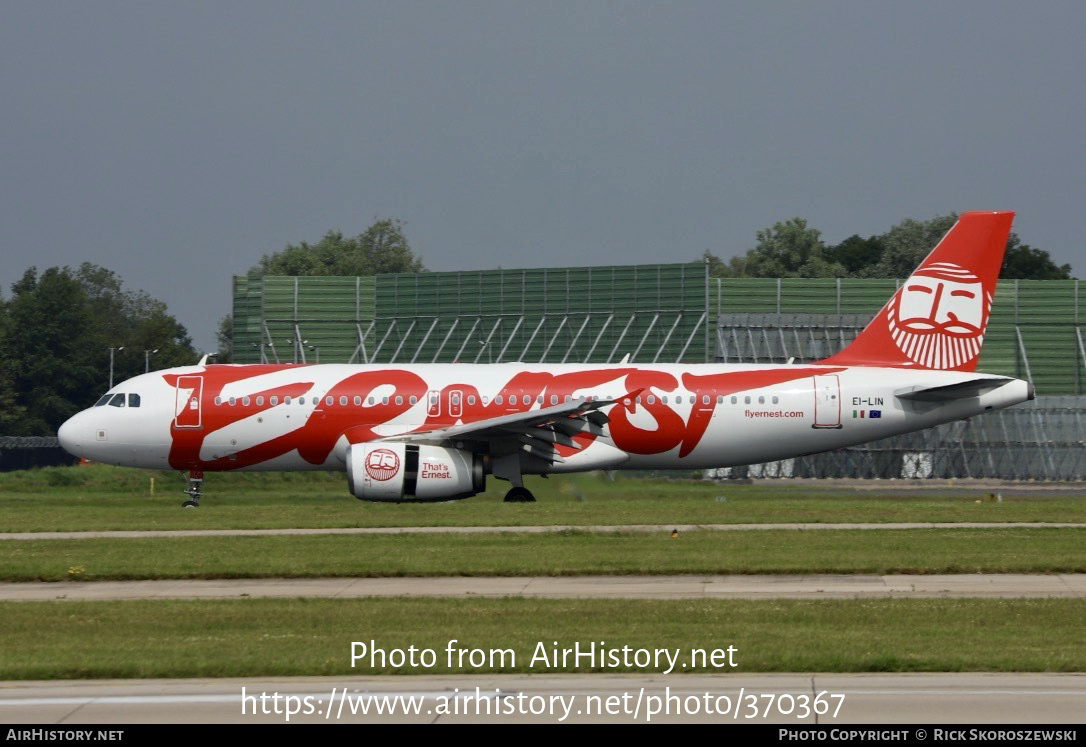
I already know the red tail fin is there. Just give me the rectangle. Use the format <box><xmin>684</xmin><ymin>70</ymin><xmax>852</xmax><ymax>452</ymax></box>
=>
<box><xmin>820</xmin><ymin>211</ymin><xmax>1014</xmax><ymax>371</ymax></box>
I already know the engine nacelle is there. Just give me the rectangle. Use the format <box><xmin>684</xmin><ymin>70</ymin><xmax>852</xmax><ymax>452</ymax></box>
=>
<box><xmin>346</xmin><ymin>442</ymin><xmax>485</xmax><ymax>502</ymax></box>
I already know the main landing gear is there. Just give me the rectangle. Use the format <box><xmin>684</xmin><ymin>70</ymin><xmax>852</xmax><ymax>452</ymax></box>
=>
<box><xmin>492</xmin><ymin>454</ymin><xmax>536</xmax><ymax>503</ymax></box>
<box><xmin>182</xmin><ymin>470</ymin><xmax>203</xmax><ymax>508</ymax></box>
<box><xmin>503</xmin><ymin>486</ymin><xmax>536</xmax><ymax>503</ymax></box>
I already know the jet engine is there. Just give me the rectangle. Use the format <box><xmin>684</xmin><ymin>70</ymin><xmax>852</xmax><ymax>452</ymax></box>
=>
<box><xmin>346</xmin><ymin>442</ymin><xmax>485</xmax><ymax>502</ymax></box>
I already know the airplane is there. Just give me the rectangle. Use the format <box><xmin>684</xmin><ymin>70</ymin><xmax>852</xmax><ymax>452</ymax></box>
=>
<box><xmin>57</xmin><ymin>211</ymin><xmax>1033</xmax><ymax>506</ymax></box>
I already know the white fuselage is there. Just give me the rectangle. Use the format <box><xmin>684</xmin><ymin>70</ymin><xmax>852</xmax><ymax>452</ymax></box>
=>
<box><xmin>57</xmin><ymin>361</ymin><xmax>1032</xmax><ymax>475</ymax></box>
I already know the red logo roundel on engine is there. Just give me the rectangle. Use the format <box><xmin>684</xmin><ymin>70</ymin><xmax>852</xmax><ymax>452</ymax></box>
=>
<box><xmin>364</xmin><ymin>448</ymin><xmax>401</xmax><ymax>481</ymax></box>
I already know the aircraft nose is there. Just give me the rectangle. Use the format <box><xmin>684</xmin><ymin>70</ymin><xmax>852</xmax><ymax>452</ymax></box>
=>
<box><xmin>57</xmin><ymin>414</ymin><xmax>83</xmax><ymax>457</ymax></box>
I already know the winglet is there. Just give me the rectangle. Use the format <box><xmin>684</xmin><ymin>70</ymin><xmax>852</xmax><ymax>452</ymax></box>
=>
<box><xmin>820</xmin><ymin>211</ymin><xmax>1014</xmax><ymax>371</ymax></box>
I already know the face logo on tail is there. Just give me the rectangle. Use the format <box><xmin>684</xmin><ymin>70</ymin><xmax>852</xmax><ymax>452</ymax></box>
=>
<box><xmin>364</xmin><ymin>448</ymin><xmax>401</xmax><ymax>481</ymax></box>
<box><xmin>888</xmin><ymin>261</ymin><xmax>991</xmax><ymax>370</ymax></box>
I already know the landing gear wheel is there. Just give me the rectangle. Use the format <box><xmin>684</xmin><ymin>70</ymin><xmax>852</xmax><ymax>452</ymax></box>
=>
<box><xmin>503</xmin><ymin>486</ymin><xmax>536</xmax><ymax>503</ymax></box>
<box><xmin>181</xmin><ymin>470</ymin><xmax>203</xmax><ymax>508</ymax></box>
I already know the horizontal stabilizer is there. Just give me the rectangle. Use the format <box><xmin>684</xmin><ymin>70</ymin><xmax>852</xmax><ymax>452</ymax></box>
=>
<box><xmin>895</xmin><ymin>377</ymin><xmax>1012</xmax><ymax>402</ymax></box>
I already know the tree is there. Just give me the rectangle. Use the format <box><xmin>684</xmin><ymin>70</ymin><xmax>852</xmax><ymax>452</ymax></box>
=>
<box><xmin>254</xmin><ymin>218</ymin><xmax>424</xmax><ymax>276</ymax></box>
<box><xmin>856</xmin><ymin>214</ymin><xmax>959</xmax><ymax>278</ymax></box>
<box><xmin>67</xmin><ymin>262</ymin><xmax>196</xmax><ymax>382</ymax></box>
<box><xmin>0</xmin><ymin>264</ymin><xmax>197</xmax><ymax>436</ymax></box>
<box><xmin>824</xmin><ymin>234</ymin><xmax>885</xmax><ymax>276</ymax></box>
<box><xmin>216</xmin><ymin>314</ymin><xmax>233</xmax><ymax>364</ymax></box>
<box><xmin>3</xmin><ymin>267</ymin><xmax>100</xmax><ymax>435</ymax></box>
<box><xmin>852</xmin><ymin>215</ymin><xmax>1073</xmax><ymax>280</ymax></box>
<box><xmin>225</xmin><ymin>219</ymin><xmax>425</xmax><ymax>362</ymax></box>
<box><xmin>705</xmin><ymin>212</ymin><xmax>1075</xmax><ymax>280</ymax></box>
<box><xmin>712</xmin><ymin>218</ymin><xmax>845</xmax><ymax>278</ymax></box>
<box><xmin>0</xmin><ymin>299</ymin><xmax>27</xmax><ymax>434</ymax></box>
<box><xmin>1000</xmin><ymin>235</ymin><xmax>1072</xmax><ymax>279</ymax></box>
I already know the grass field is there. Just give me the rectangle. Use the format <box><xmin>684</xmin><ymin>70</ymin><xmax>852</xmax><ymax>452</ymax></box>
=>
<box><xmin>2</xmin><ymin>598</ymin><xmax>1084</xmax><ymax>679</ymax></box>
<box><xmin>3</xmin><ymin>463</ymin><xmax>1085</xmax><ymax>531</ymax></box>
<box><xmin>1</xmin><ymin>465</ymin><xmax>1084</xmax><ymax>678</ymax></box>
<box><xmin>4</xmin><ymin>528</ymin><xmax>1086</xmax><ymax>581</ymax></box>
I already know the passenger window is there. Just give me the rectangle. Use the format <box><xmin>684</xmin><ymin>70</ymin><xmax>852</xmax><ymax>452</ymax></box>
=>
<box><xmin>128</xmin><ymin>394</ymin><xmax>141</xmax><ymax>408</ymax></box>
<box><xmin>298</xmin><ymin>397</ymin><xmax>305</xmax><ymax>405</ymax></box>
<box><xmin>339</xmin><ymin>396</ymin><xmax>347</xmax><ymax>406</ymax></box>
<box><xmin>257</xmin><ymin>396</ymin><xmax>264</xmax><ymax>406</ymax></box>
<box><xmin>215</xmin><ymin>397</ymin><xmax>222</xmax><ymax>406</ymax></box>
<box><xmin>409</xmin><ymin>396</ymin><xmax>418</xmax><ymax>405</ymax></box>
<box><xmin>353</xmin><ymin>396</ymin><xmax>361</xmax><ymax>406</ymax></box>
<box><xmin>285</xmin><ymin>396</ymin><xmax>292</xmax><ymax>405</ymax></box>
<box><xmin>228</xmin><ymin>397</ymin><xmax>236</xmax><ymax>406</ymax></box>
<box><xmin>270</xmin><ymin>396</ymin><xmax>279</xmax><ymax>406</ymax></box>
<box><xmin>242</xmin><ymin>396</ymin><xmax>250</xmax><ymax>406</ymax></box>
<box><xmin>731</xmin><ymin>396</ymin><xmax>737</xmax><ymax>404</ymax></box>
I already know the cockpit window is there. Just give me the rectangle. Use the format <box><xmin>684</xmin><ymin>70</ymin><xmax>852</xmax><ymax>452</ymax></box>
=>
<box><xmin>108</xmin><ymin>393</ymin><xmax>126</xmax><ymax>408</ymax></box>
<box><xmin>128</xmin><ymin>393</ymin><xmax>141</xmax><ymax>408</ymax></box>
<box><xmin>94</xmin><ymin>394</ymin><xmax>112</xmax><ymax>407</ymax></box>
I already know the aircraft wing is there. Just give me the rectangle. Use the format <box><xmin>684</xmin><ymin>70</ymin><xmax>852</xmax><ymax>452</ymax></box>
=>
<box><xmin>383</xmin><ymin>394</ymin><xmax>634</xmax><ymax>464</ymax></box>
<box><xmin>894</xmin><ymin>377</ymin><xmax>1016</xmax><ymax>402</ymax></box>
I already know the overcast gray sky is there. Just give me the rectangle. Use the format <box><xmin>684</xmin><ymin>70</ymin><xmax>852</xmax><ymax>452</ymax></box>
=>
<box><xmin>3</xmin><ymin>1</ymin><xmax>1083</xmax><ymax>352</ymax></box>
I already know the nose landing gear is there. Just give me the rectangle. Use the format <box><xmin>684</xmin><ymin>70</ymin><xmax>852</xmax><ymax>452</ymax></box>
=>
<box><xmin>182</xmin><ymin>470</ymin><xmax>203</xmax><ymax>508</ymax></box>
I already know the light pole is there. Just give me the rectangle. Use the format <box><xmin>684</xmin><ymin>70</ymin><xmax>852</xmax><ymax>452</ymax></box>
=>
<box><xmin>290</xmin><ymin>338</ymin><xmax>309</xmax><ymax>363</ymax></box>
<box><xmin>108</xmin><ymin>346</ymin><xmax>124</xmax><ymax>388</ymax></box>
<box><xmin>144</xmin><ymin>348</ymin><xmax>158</xmax><ymax>373</ymax></box>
